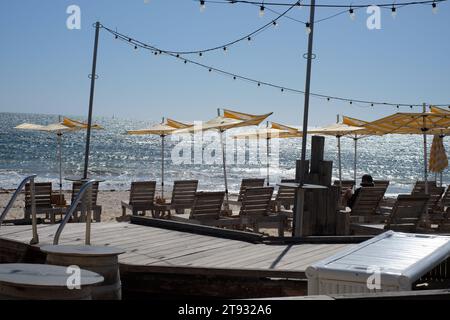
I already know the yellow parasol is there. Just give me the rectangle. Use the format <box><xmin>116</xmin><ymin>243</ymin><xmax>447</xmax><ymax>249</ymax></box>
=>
<box><xmin>233</xmin><ymin>122</ymin><xmax>300</xmax><ymax>185</ymax></box>
<box><xmin>174</xmin><ymin>108</ymin><xmax>272</xmax><ymax>207</ymax></box>
<box><xmin>15</xmin><ymin>117</ymin><xmax>103</xmax><ymax>197</ymax></box>
<box><xmin>363</xmin><ymin>105</ymin><xmax>450</xmax><ymax>193</ymax></box>
<box><xmin>126</xmin><ymin>118</ymin><xmax>191</xmax><ymax>198</ymax></box>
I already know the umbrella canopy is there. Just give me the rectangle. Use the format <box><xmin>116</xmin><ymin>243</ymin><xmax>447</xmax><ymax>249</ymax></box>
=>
<box><xmin>429</xmin><ymin>135</ymin><xmax>448</xmax><ymax>173</ymax></box>
<box><xmin>126</xmin><ymin>118</ymin><xmax>191</xmax><ymax>198</ymax></box>
<box><xmin>174</xmin><ymin>109</ymin><xmax>272</xmax><ymax>208</ymax></box>
<box><xmin>362</xmin><ymin>108</ymin><xmax>450</xmax><ymax>193</ymax></box>
<box><xmin>233</xmin><ymin>122</ymin><xmax>300</xmax><ymax>185</ymax></box>
<box><xmin>15</xmin><ymin>117</ymin><xmax>103</xmax><ymax>197</ymax></box>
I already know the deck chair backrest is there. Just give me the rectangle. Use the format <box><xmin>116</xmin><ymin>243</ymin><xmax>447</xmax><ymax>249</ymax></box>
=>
<box><xmin>412</xmin><ymin>185</ymin><xmax>445</xmax><ymax>212</ymax></box>
<box><xmin>373</xmin><ymin>180</ymin><xmax>390</xmax><ymax>189</ymax></box>
<box><xmin>239</xmin><ymin>187</ymin><xmax>274</xmax><ymax>217</ymax></box>
<box><xmin>238</xmin><ymin>178</ymin><xmax>265</xmax><ymax>201</ymax></box>
<box><xmin>171</xmin><ymin>180</ymin><xmax>198</xmax><ymax>208</ymax></box>
<box><xmin>351</xmin><ymin>186</ymin><xmax>387</xmax><ymax>216</ymax></box>
<box><xmin>411</xmin><ymin>180</ymin><xmax>437</xmax><ymax>194</ymax></box>
<box><xmin>190</xmin><ymin>192</ymin><xmax>225</xmax><ymax>220</ymax></box>
<box><xmin>129</xmin><ymin>181</ymin><xmax>156</xmax><ymax>205</ymax></box>
<box><xmin>71</xmin><ymin>181</ymin><xmax>99</xmax><ymax>207</ymax></box>
<box><xmin>275</xmin><ymin>179</ymin><xmax>296</xmax><ymax>203</ymax></box>
<box><xmin>440</xmin><ymin>186</ymin><xmax>450</xmax><ymax>209</ymax></box>
<box><xmin>25</xmin><ymin>182</ymin><xmax>52</xmax><ymax>208</ymax></box>
<box><xmin>386</xmin><ymin>194</ymin><xmax>429</xmax><ymax>232</ymax></box>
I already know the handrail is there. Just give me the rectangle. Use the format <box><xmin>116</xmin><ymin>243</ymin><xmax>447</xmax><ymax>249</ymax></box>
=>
<box><xmin>0</xmin><ymin>174</ymin><xmax>39</xmax><ymax>244</ymax></box>
<box><xmin>53</xmin><ymin>179</ymin><xmax>96</xmax><ymax>245</ymax></box>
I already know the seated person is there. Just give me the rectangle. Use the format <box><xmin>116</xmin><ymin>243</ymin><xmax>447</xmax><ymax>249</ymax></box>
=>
<box><xmin>342</xmin><ymin>174</ymin><xmax>374</xmax><ymax>209</ymax></box>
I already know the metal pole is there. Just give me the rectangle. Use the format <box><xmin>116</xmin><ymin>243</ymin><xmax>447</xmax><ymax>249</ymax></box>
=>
<box><xmin>83</xmin><ymin>21</ymin><xmax>101</xmax><ymax>180</ymax></box>
<box><xmin>161</xmin><ymin>134</ymin><xmax>165</xmax><ymax>199</ymax></box>
<box><xmin>85</xmin><ymin>184</ymin><xmax>92</xmax><ymax>245</ymax></box>
<box><xmin>337</xmin><ymin>135</ymin><xmax>342</xmax><ymax>185</ymax></box>
<box><xmin>266</xmin><ymin>137</ymin><xmax>270</xmax><ymax>186</ymax></box>
<box><xmin>353</xmin><ymin>136</ymin><xmax>358</xmax><ymax>185</ymax></box>
<box><xmin>294</xmin><ymin>0</ymin><xmax>316</xmax><ymax>237</ymax></box>
<box><xmin>220</xmin><ymin>130</ymin><xmax>230</xmax><ymax>210</ymax></box>
<box><xmin>30</xmin><ymin>177</ymin><xmax>39</xmax><ymax>245</ymax></box>
<box><xmin>423</xmin><ymin>103</ymin><xmax>428</xmax><ymax>194</ymax></box>
<box><xmin>57</xmin><ymin>132</ymin><xmax>63</xmax><ymax>202</ymax></box>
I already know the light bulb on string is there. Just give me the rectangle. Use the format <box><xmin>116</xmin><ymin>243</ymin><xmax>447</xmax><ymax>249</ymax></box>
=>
<box><xmin>200</xmin><ymin>0</ymin><xmax>206</xmax><ymax>13</ymax></box>
<box><xmin>349</xmin><ymin>8</ymin><xmax>356</xmax><ymax>20</ymax></box>
<box><xmin>223</xmin><ymin>46</ymin><xmax>227</xmax><ymax>54</ymax></box>
<box><xmin>305</xmin><ymin>22</ymin><xmax>311</xmax><ymax>34</ymax></box>
<box><xmin>272</xmin><ymin>20</ymin><xmax>278</xmax><ymax>27</ymax></box>
<box><xmin>391</xmin><ymin>6</ymin><xmax>397</xmax><ymax>18</ymax></box>
<box><xmin>259</xmin><ymin>5</ymin><xmax>265</xmax><ymax>17</ymax></box>
<box><xmin>432</xmin><ymin>2</ymin><xmax>438</xmax><ymax>14</ymax></box>
<box><xmin>199</xmin><ymin>52</ymin><xmax>203</xmax><ymax>57</ymax></box>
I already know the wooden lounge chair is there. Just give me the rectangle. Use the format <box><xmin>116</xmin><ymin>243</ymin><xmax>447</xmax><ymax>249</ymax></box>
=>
<box><xmin>24</xmin><ymin>182</ymin><xmax>62</xmax><ymax>224</ymax></box>
<box><xmin>271</xmin><ymin>179</ymin><xmax>296</xmax><ymax>213</ymax></box>
<box><xmin>411</xmin><ymin>180</ymin><xmax>437</xmax><ymax>194</ymax></box>
<box><xmin>70</xmin><ymin>181</ymin><xmax>102</xmax><ymax>222</ymax></box>
<box><xmin>437</xmin><ymin>208</ymin><xmax>450</xmax><ymax>232</ymax></box>
<box><xmin>153</xmin><ymin>180</ymin><xmax>198</xmax><ymax>218</ymax></box>
<box><xmin>350</xmin><ymin>194</ymin><xmax>430</xmax><ymax>235</ymax></box>
<box><xmin>189</xmin><ymin>191</ymin><xmax>225</xmax><ymax>222</ymax></box>
<box><xmin>373</xmin><ymin>180</ymin><xmax>390</xmax><ymax>189</ymax></box>
<box><xmin>121</xmin><ymin>181</ymin><xmax>156</xmax><ymax>216</ymax></box>
<box><xmin>349</xmin><ymin>186</ymin><xmax>388</xmax><ymax>223</ymax></box>
<box><xmin>333</xmin><ymin>180</ymin><xmax>355</xmax><ymax>190</ymax></box>
<box><xmin>187</xmin><ymin>187</ymin><xmax>286</xmax><ymax>236</ymax></box>
<box><xmin>236</xmin><ymin>178</ymin><xmax>265</xmax><ymax>202</ymax></box>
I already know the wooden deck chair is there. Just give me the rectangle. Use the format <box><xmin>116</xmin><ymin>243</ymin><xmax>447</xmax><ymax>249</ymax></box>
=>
<box><xmin>24</xmin><ymin>182</ymin><xmax>62</xmax><ymax>224</ymax></box>
<box><xmin>411</xmin><ymin>180</ymin><xmax>437</xmax><ymax>194</ymax></box>
<box><xmin>333</xmin><ymin>180</ymin><xmax>355</xmax><ymax>190</ymax></box>
<box><xmin>349</xmin><ymin>186</ymin><xmax>388</xmax><ymax>223</ymax></box>
<box><xmin>437</xmin><ymin>208</ymin><xmax>450</xmax><ymax>232</ymax></box>
<box><xmin>238</xmin><ymin>187</ymin><xmax>286</xmax><ymax>236</ymax></box>
<box><xmin>350</xmin><ymin>194</ymin><xmax>430</xmax><ymax>235</ymax></box>
<box><xmin>121</xmin><ymin>181</ymin><xmax>156</xmax><ymax>216</ymax></box>
<box><xmin>373</xmin><ymin>180</ymin><xmax>390</xmax><ymax>189</ymax></box>
<box><xmin>237</xmin><ymin>178</ymin><xmax>265</xmax><ymax>202</ymax></box>
<box><xmin>153</xmin><ymin>180</ymin><xmax>198</xmax><ymax>218</ymax></box>
<box><xmin>71</xmin><ymin>181</ymin><xmax>102</xmax><ymax>222</ymax></box>
<box><xmin>189</xmin><ymin>191</ymin><xmax>225</xmax><ymax>222</ymax></box>
<box><xmin>412</xmin><ymin>185</ymin><xmax>445</xmax><ymax>227</ymax></box>
<box><xmin>271</xmin><ymin>179</ymin><xmax>296</xmax><ymax>213</ymax></box>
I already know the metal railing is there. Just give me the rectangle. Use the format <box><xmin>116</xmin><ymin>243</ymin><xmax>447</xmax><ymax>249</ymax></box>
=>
<box><xmin>0</xmin><ymin>174</ymin><xmax>39</xmax><ymax>245</ymax></box>
<box><xmin>53</xmin><ymin>179</ymin><xmax>96</xmax><ymax>245</ymax></box>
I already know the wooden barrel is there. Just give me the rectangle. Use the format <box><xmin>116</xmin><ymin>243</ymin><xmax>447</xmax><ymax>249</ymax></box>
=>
<box><xmin>41</xmin><ymin>245</ymin><xmax>125</xmax><ymax>300</ymax></box>
<box><xmin>0</xmin><ymin>263</ymin><xmax>103</xmax><ymax>300</ymax></box>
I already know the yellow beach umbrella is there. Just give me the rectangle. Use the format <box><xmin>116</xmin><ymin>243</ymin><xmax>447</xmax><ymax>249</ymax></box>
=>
<box><xmin>363</xmin><ymin>106</ymin><xmax>450</xmax><ymax>193</ymax></box>
<box><xmin>233</xmin><ymin>122</ymin><xmax>300</xmax><ymax>185</ymax></box>
<box><xmin>15</xmin><ymin>117</ymin><xmax>103</xmax><ymax>197</ymax></box>
<box><xmin>174</xmin><ymin>108</ymin><xmax>272</xmax><ymax>207</ymax></box>
<box><xmin>126</xmin><ymin>118</ymin><xmax>191</xmax><ymax>198</ymax></box>
<box><xmin>429</xmin><ymin>134</ymin><xmax>448</xmax><ymax>186</ymax></box>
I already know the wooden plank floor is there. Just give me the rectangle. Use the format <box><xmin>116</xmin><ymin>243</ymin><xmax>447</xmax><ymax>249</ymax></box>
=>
<box><xmin>0</xmin><ymin>222</ymin><xmax>353</xmax><ymax>279</ymax></box>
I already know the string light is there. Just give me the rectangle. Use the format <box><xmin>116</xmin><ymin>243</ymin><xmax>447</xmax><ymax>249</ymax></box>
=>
<box><xmin>247</xmin><ymin>36</ymin><xmax>252</xmax><ymax>41</ymax></box>
<box><xmin>305</xmin><ymin>22</ymin><xmax>311</xmax><ymax>34</ymax></box>
<box><xmin>432</xmin><ymin>1</ymin><xmax>438</xmax><ymax>13</ymax></box>
<box><xmin>272</xmin><ymin>20</ymin><xmax>278</xmax><ymax>27</ymax></box>
<box><xmin>259</xmin><ymin>4</ymin><xmax>265</xmax><ymax>17</ymax></box>
<box><xmin>349</xmin><ymin>7</ymin><xmax>356</xmax><ymax>20</ymax></box>
<box><xmin>200</xmin><ymin>0</ymin><xmax>206</xmax><ymax>12</ymax></box>
<box><xmin>199</xmin><ymin>52</ymin><xmax>203</xmax><ymax>57</ymax></box>
<box><xmin>102</xmin><ymin>25</ymin><xmax>450</xmax><ymax>109</ymax></box>
<box><xmin>391</xmin><ymin>5</ymin><xmax>397</xmax><ymax>17</ymax></box>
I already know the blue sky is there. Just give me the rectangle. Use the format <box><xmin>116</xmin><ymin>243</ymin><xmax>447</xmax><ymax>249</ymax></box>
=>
<box><xmin>0</xmin><ymin>0</ymin><xmax>449</xmax><ymax>126</ymax></box>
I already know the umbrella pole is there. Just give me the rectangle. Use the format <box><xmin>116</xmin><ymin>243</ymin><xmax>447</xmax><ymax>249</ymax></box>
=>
<box><xmin>337</xmin><ymin>135</ymin><xmax>342</xmax><ymax>186</ymax></box>
<box><xmin>220</xmin><ymin>130</ymin><xmax>229</xmax><ymax>210</ymax></box>
<box><xmin>161</xmin><ymin>135</ymin><xmax>165</xmax><ymax>199</ymax></box>
<box><xmin>353</xmin><ymin>136</ymin><xmax>358</xmax><ymax>186</ymax></box>
<box><xmin>423</xmin><ymin>103</ymin><xmax>429</xmax><ymax>194</ymax></box>
<box><xmin>266</xmin><ymin>137</ymin><xmax>270</xmax><ymax>186</ymax></box>
<box><xmin>57</xmin><ymin>132</ymin><xmax>63</xmax><ymax>202</ymax></box>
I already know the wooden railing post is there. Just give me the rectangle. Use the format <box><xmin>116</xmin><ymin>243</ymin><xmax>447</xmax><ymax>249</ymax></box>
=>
<box><xmin>30</xmin><ymin>177</ymin><xmax>39</xmax><ymax>245</ymax></box>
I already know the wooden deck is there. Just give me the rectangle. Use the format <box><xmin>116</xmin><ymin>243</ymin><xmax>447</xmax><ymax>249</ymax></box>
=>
<box><xmin>0</xmin><ymin>220</ymin><xmax>355</xmax><ymax>298</ymax></box>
